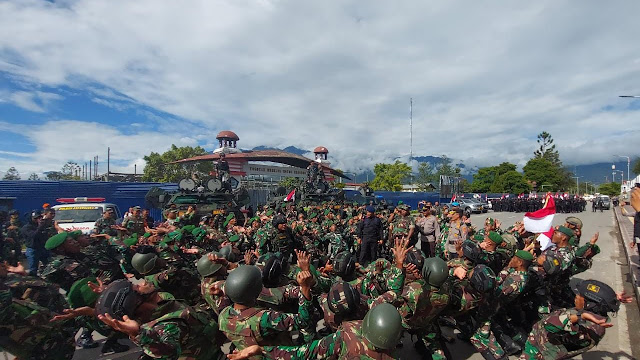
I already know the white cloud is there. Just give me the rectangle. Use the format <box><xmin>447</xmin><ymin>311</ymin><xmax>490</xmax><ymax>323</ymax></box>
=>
<box><xmin>5</xmin><ymin>90</ymin><xmax>62</xmax><ymax>112</ymax></box>
<box><xmin>0</xmin><ymin>120</ymin><xmax>198</xmax><ymax>176</ymax></box>
<box><xmin>0</xmin><ymin>1</ymin><xmax>639</xmax><ymax>172</ymax></box>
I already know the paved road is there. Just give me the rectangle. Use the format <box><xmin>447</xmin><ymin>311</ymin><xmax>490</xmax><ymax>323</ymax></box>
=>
<box><xmin>5</xmin><ymin>209</ymin><xmax>638</xmax><ymax>360</ymax></box>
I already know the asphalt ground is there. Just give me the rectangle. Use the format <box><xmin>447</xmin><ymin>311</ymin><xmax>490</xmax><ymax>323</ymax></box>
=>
<box><xmin>4</xmin><ymin>209</ymin><xmax>638</xmax><ymax>359</ymax></box>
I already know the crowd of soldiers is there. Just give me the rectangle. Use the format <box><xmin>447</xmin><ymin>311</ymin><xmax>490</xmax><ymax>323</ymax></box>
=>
<box><xmin>491</xmin><ymin>197</ymin><xmax>587</xmax><ymax>213</ymax></box>
<box><xmin>1</xmin><ymin>188</ymin><xmax>637</xmax><ymax>360</ymax></box>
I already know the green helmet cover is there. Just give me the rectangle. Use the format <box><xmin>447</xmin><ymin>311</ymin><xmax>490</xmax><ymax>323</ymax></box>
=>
<box><xmin>361</xmin><ymin>303</ymin><xmax>403</xmax><ymax>350</ymax></box>
<box><xmin>197</xmin><ymin>253</ymin><xmax>223</xmax><ymax>277</ymax></box>
<box><xmin>421</xmin><ymin>257</ymin><xmax>449</xmax><ymax>287</ymax></box>
<box><xmin>224</xmin><ymin>265</ymin><xmax>263</xmax><ymax>305</ymax></box>
<box><xmin>131</xmin><ymin>252</ymin><xmax>158</xmax><ymax>275</ymax></box>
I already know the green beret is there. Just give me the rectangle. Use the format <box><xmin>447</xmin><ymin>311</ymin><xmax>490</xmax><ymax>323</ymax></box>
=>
<box><xmin>309</xmin><ymin>213</ymin><xmax>318</xmax><ymax>219</ymax></box>
<box><xmin>473</xmin><ymin>234</ymin><xmax>484</xmax><ymax>242</ymax></box>
<box><xmin>515</xmin><ymin>250</ymin><xmax>534</xmax><ymax>262</ymax></box>
<box><xmin>281</xmin><ymin>203</ymin><xmax>287</xmax><ymax>209</ymax></box>
<box><xmin>556</xmin><ymin>226</ymin><xmax>574</xmax><ymax>239</ymax></box>
<box><xmin>223</xmin><ymin>213</ymin><xmax>235</xmax><ymax>227</ymax></box>
<box><xmin>182</xmin><ymin>225</ymin><xmax>196</xmax><ymax>233</ymax></box>
<box><xmin>124</xmin><ymin>234</ymin><xmax>138</xmax><ymax>247</ymax></box>
<box><xmin>565</xmin><ymin>216</ymin><xmax>583</xmax><ymax>229</ymax></box>
<box><xmin>167</xmin><ymin>230</ymin><xmax>183</xmax><ymax>242</ymax></box>
<box><xmin>249</xmin><ymin>217</ymin><xmax>259</xmax><ymax>224</ymax></box>
<box><xmin>266</xmin><ymin>210</ymin><xmax>274</xmax><ymax>216</ymax></box>
<box><xmin>324</xmin><ymin>209</ymin><xmax>331</xmax><ymax>216</ymax></box>
<box><xmin>45</xmin><ymin>232</ymin><xmax>69</xmax><ymax>250</ymax></box>
<box><xmin>397</xmin><ymin>201</ymin><xmax>404</xmax><ymax>205</ymax></box>
<box><xmin>228</xmin><ymin>234</ymin><xmax>240</xmax><ymax>242</ymax></box>
<box><xmin>68</xmin><ymin>230</ymin><xmax>83</xmax><ymax>239</ymax></box>
<box><xmin>143</xmin><ymin>232</ymin><xmax>152</xmax><ymax>238</ymax></box>
<box><xmin>191</xmin><ymin>227</ymin><xmax>205</xmax><ymax>236</ymax></box>
<box><xmin>488</xmin><ymin>231</ymin><xmax>504</xmax><ymax>245</ymax></box>
<box><xmin>67</xmin><ymin>277</ymin><xmax>99</xmax><ymax>309</ymax></box>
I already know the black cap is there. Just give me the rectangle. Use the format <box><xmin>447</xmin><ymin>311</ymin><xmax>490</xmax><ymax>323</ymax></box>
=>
<box><xmin>95</xmin><ymin>280</ymin><xmax>140</xmax><ymax>320</ymax></box>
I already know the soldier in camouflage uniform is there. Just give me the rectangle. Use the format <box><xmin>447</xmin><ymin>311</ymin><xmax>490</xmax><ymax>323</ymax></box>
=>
<box><xmin>227</xmin><ymin>303</ymin><xmax>403</xmax><ymax>360</ymax></box>
<box><xmin>218</xmin><ymin>265</ymin><xmax>315</xmax><ymax>356</ymax></box>
<box><xmin>520</xmin><ymin>279</ymin><xmax>622</xmax><ymax>359</ymax></box>
<box><xmin>470</xmin><ymin>250</ymin><xmax>532</xmax><ymax>359</ymax></box>
<box><xmin>122</xmin><ymin>206</ymin><xmax>145</xmax><ymax>236</ymax></box>
<box><xmin>389</xmin><ymin>204</ymin><xmax>416</xmax><ymax>248</ymax></box>
<box><xmin>93</xmin><ymin>208</ymin><xmax>117</xmax><ymax>236</ymax></box>
<box><xmin>2</xmin><ymin>209</ymin><xmax>22</xmax><ymax>265</ymax></box>
<box><xmin>96</xmin><ymin>279</ymin><xmax>224</xmax><ymax>360</ymax></box>
<box><xmin>0</xmin><ymin>263</ymin><xmax>77</xmax><ymax>359</ymax></box>
<box><xmin>323</xmin><ymin>222</ymin><xmax>348</xmax><ymax>259</ymax></box>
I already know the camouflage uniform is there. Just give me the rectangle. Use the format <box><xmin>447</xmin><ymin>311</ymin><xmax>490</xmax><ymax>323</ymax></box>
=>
<box><xmin>520</xmin><ymin>308</ymin><xmax>606</xmax><ymax>359</ymax></box>
<box><xmin>218</xmin><ymin>292</ymin><xmax>313</xmax><ymax>354</ymax></box>
<box><xmin>396</xmin><ymin>279</ymin><xmax>450</xmax><ymax>359</ymax></box>
<box><xmin>2</xmin><ymin>218</ymin><xmax>22</xmax><ymax>265</ymax></box>
<box><xmin>200</xmin><ymin>278</ymin><xmax>230</xmax><ymax>315</ymax></box>
<box><xmin>123</xmin><ymin>215</ymin><xmax>145</xmax><ymax>236</ymax></box>
<box><xmin>471</xmin><ymin>268</ymin><xmax>528</xmax><ymax>358</ymax></box>
<box><xmin>262</xmin><ymin>320</ymin><xmax>397</xmax><ymax>359</ymax></box>
<box><xmin>133</xmin><ymin>293</ymin><xmax>223</xmax><ymax>360</ymax></box>
<box><xmin>323</xmin><ymin>232</ymin><xmax>348</xmax><ymax>259</ymax></box>
<box><xmin>390</xmin><ymin>214</ymin><xmax>415</xmax><ymax>239</ymax></box>
<box><xmin>40</xmin><ymin>253</ymin><xmax>92</xmax><ymax>292</ymax></box>
<box><xmin>0</xmin><ymin>278</ymin><xmax>76</xmax><ymax>360</ymax></box>
<box><xmin>94</xmin><ymin>216</ymin><xmax>116</xmax><ymax>236</ymax></box>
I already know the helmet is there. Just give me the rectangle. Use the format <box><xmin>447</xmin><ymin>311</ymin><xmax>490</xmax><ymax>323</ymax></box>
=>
<box><xmin>541</xmin><ymin>251</ymin><xmax>563</xmax><ymax>276</ymax></box>
<box><xmin>30</xmin><ymin>209</ymin><xmax>42</xmax><ymax>218</ymax></box>
<box><xmin>272</xmin><ymin>215</ymin><xmax>287</xmax><ymax>227</ymax></box>
<box><xmin>469</xmin><ymin>265</ymin><xmax>496</xmax><ymax>293</ymax></box>
<box><xmin>224</xmin><ymin>265</ymin><xmax>263</xmax><ymax>305</ymax></box>
<box><xmin>256</xmin><ymin>253</ymin><xmax>283</xmax><ymax>288</ymax></box>
<box><xmin>197</xmin><ymin>253</ymin><xmax>223</xmax><ymax>278</ymax></box>
<box><xmin>404</xmin><ymin>248</ymin><xmax>424</xmax><ymax>269</ymax></box>
<box><xmin>361</xmin><ymin>303</ymin><xmax>403</xmax><ymax>350</ymax></box>
<box><xmin>461</xmin><ymin>240</ymin><xmax>481</xmax><ymax>263</ymax></box>
<box><xmin>574</xmin><ymin>279</ymin><xmax>620</xmax><ymax>315</ymax></box>
<box><xmin>334</xmin><ymin>251</ymin><xmax>356</xmax><ymax>278</ymax></box>
<box><xmin>95</xmin><ymin>279</ymin><xmax>140</xmax><ymax>320</ymax></box>
<box><xmin>327</xmin><ymin>281</ymin><xmax>360</xmax><ymax>316</ymax></box>
<box><xmin>131</xmin><ymin>253</ymin><xmax>159</xmax><ymax>275</ymax></box>
<box><xmin>219</xmin><ymin>245</ymin><xmax>237</xmax><ymax>262</ymax></box>
<box><xmin>421</xmin><ymin>257</ymin><xmax>449</xmax><ymax>287</ymax></box>
<box><xmin>9</xmin><ymin>209</ymin><xmax>18</xmax><ymax>216</ymax></box>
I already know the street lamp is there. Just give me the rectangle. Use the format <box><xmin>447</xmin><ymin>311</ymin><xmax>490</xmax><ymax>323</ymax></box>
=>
<box><xmin>571</xmin><ymin>176</ymin><xmax>582</xmax><ymax>195</ymax></box>
<box><xmin>614</xmin><ymin>155</ymin><xmax>630</xmax><ymax>185</ymax></box>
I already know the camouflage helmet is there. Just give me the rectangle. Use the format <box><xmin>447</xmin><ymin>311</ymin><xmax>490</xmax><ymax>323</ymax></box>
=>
<box><xmin>541</xmin><ymin>250</ymin><xmax>563</xmax><ymax>276</ymax></box>
<box><xmin>95</xmin><ymin>279</ymin><xmax>140</xmax><ymax>320</ymax></box>
<box><xmin>574</xmin><ymin>279</ymin><xmax>620</xmax><ymax>315</ymax></box>
<box><xmin>421</xmin><ymin>257</ymin><xmax>449</xmax><ymax>287</ymax></box>
<box><xmin>131</xmin><ymin>252</ymin><xmax>158</xmax><ymax>275</ymax></box>
<box><xmin>361</xmin><ymin>303</ymin><xmax>403</xmax><ymax>350</ymax></box>
<box><xmin>224</xmin><ymin>265</ymin><xmax>263</xmax><ymax>306</ymax></box>
<box><xmin>327</xmin><ymin>281</ymin><xmax>361</xmax><ymax>316</ymax></box>
<box><xmin>404</xmin><ymin>248</ymin><xmax>425</xmax><ymax>269</ymax></box>
<box><xmin>196</xmin><ymin>253</ymin><xmax>223</xmax><ymax>278</ymax></box>
<box><xmin>219</xmin><ymin>244</ymin><xmax>237</xmax><ymax>262</ymax></box>
<box><xmin>256</xmin><ymin>253</ymin><xmax>283</xmax><ymax>288</ymax></box>
<box><xmin>333</xmin><ymin>251</ymin><xmax>356</xmax><ymax>278</ymax></box>
<box><xmin>469</xmin><ymin>264</ymin><xmax>496</xmax><ymax>293</ymax></box>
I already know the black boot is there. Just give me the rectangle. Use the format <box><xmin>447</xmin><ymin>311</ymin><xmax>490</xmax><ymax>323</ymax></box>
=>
<box><xmin>76</xmin><ymin>329</ymin><xmax>98</xmax><ymax>349</ymax></box>
<box><xmin>101</xmin><ymin>337</ymin><xmax>130</xmax><ymax>354</ymax></box>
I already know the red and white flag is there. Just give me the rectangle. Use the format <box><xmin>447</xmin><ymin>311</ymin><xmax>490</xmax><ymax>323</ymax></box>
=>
<box><xmin>523</xmin><ymin>195</ymin><xmax>556</xmax><ymax>234</ymax></box>
<box><xmin>536</xmin><ymin>227</ymin><xmax>555</xmax><ymax>251</ymax></box>
<box><xmin>284</xmin><ymin>189</ymin><xmax>296</xmax><ymax>202</ymax></box>
<box><xmin>451</xmin><ymin>194</ymin><xmax>457</xmax><ymax>202</ymax></box>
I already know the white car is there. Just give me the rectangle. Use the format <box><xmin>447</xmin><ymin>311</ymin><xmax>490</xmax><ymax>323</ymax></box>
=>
<box><xmin>52</xmin><ymin>197</ymin><xmax>121</xmax><ymax>234</ymax></box>
<box><xmin>583</xmin><ymin>194</ymin><xmax>596</xmax><ymax>201</ymax></box>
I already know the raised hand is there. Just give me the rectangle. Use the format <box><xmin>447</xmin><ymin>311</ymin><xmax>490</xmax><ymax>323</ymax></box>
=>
<box><xmin>391</xmin><ymin>238</ymin><xmax>412</xmax><ymax>269</ymax></box>
<box><xmin>453</xmin><ymin>267</ymin><xmax>467</xmax><ymax>280</ymax></box>
<box><xmin>244</xmin><ymin>250</ymin><xmax>255</xmax><ymax>265</ymax></box>
<box><xmin>87</xmin><ymin>277</ymin><xmax>105</xmax><ymax>294</ymax></box>
<box><xmin>98</xmin><ymin>313</ymin><xmax>140</xmax><ymax>338</ymax></box>
<box><xmin>590</xmin><ymin>232</ymin><xmax>599</xmax><ymax>245</ymax></box>
<box><xmin>617</xmin><ymin>291</ymin><xmax>634</xmax><ymax>304</ymax></box>
<box><xmin>295</xmin><ymin>250</ymin><xmax>311</xmax><ymax>272</ymax></box>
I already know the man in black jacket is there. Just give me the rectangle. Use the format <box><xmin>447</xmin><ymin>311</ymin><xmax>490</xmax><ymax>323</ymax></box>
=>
<box><xmin>20</xmin><ymin>209</ymin><xmax>56</xmax><ymax>275</ymax></box>
<box><xmin>357</xmin><ymin>205</ymin><xmax>383</xmax><ymax>266</ymax></box>
<box><xmin>631</xmin><ymin>187</ymin><xmax>640</xmax><ymax>256</ymax></box>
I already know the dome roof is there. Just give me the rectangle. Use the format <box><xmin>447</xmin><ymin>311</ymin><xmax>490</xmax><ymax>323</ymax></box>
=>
<box><xmin>216</xmin><ymin>131</ymin><xmax>239</xmax><ymax>141</ymax></box>
<box><xmin>313</xmin><ymin>146</ymin><xmax>329</xmax><ymax>154</ymax></box>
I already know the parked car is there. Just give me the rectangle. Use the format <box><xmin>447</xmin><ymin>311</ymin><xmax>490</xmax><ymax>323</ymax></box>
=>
<box><xmin>451</xmin><ymin>198</ymin><xmax>484</xmax><ymax>215</ymax></box>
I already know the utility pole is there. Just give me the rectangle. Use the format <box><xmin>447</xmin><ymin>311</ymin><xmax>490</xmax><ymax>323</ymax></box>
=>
<box><xmin>571</xmin><ymin>176</ymin><xmax>580</xmax><ymax>195</ymax></box>
<box><xmin>107</xmin><ymin>147</ymin><xmax>110</xmax><ymax>182</ymax></box>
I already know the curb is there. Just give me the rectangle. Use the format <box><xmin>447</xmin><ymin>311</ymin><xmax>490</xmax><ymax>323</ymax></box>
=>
<box><xmin>613</xmin><ymin>207</ymin><xmax>640</xmax><ymax>309</ymax></box>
